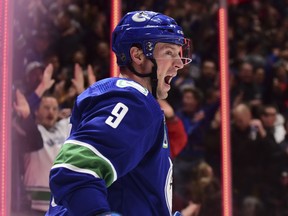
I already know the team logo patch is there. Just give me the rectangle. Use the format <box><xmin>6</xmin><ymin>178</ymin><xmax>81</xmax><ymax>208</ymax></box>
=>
<box><xmin>116</xmin><ymin>80</ymin><xmax>149</xmax><ymax>96</ymax></box>
<box><xmin>132</xmin><ymin>12</ymin><xmax>149</xmax><ymax>22</ymax></box>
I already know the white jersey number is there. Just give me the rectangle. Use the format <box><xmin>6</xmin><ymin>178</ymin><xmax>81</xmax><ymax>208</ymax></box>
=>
<box><xmin>105</xmin><ymin>102</ymin><xmax>128</xmax><ymax>128</ymax></box>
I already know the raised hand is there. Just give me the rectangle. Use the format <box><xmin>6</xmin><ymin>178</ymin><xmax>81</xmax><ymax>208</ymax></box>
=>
<box><xmin>41</xmin><ymin>64</ymin><xmax>55</xmax><ymax>90</ymax></box>
<box><xmin>58</xmin><ymin>108</ymin><xmax>72</xmax><ymax>119</ymax></box>
<box><xmin>13</xmin><ymin>89</ymin><xmax>30</xmax><ymax>119</ymax></box>
<box><xmin>158</xmin><ymin>99</ymin><xmax>175</xmax><ymax>119</ymax></box>
<box><xmin>72</xmin><ymin>63</ymin><xmax>85</xmax><ymax>94</ymax></box>
<box><xmin>87</xmin><ymin>64</ymin><xmax>96</xmax><ymax>86</ymax></box>
<box><xmin>35</xmin><ymin>64</ymin><xmax>55</xmax><ymax>97</ymax></box>
<box><xmin>193</xmin><ymin>110</ymin><xmax>205</xmax><ymax>122</ymax></box>
<box><xmin>250</xmin><ymin>118</ymin><xmax>267</xmax><ymax>138</ymax></box>
<box><xmin>181</xmin><ymin>202</ymin><xmax>201</xmax><ymax>216</ymax></box>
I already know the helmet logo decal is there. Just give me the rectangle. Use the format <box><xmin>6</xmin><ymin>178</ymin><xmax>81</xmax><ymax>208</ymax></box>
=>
<box><xmin>145</xmin><ymin>42</ymin><xmax>154</xmax><ymax>51</ymax></box>
<box><xmin>132</xmin><ymin>12</ymin><xmax>149</xmax><ymax>22</ymax></box>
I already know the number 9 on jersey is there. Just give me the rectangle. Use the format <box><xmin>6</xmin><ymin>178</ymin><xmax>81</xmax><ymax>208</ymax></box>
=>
<box><xmin>105</xmin><ymin>102</ymin><xmax>129</xmax><ymax>129</ymax></box>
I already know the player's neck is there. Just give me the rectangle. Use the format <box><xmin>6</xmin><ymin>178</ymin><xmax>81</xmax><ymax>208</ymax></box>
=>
<box><xmin>119</xmin><ymin>72</ymin><xmax>152</xmax><ymax>92</ymax></box>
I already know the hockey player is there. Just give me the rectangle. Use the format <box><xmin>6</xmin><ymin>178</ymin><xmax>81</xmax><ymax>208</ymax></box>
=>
<box><xmin>46</xmin><ymin>10</ymin><xmax>192</xmax><ymax>216</ymax></box>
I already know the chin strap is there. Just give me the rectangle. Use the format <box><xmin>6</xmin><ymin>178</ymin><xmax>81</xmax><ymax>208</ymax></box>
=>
<box><xmin>150</xmin><ymin>58</ymin><xmax>158</xmax><ymax>98</ymax></box>
<box><xmin>127</xmin><ymin>59</ymin><xmax>158</xmax><ymax>98</ymax></box>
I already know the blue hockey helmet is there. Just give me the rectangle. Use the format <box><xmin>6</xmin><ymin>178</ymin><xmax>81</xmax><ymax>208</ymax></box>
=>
<box><xmin>112</xmin><ymin>11</ymin><xmax>192</xmax><ymax>67</ymax></box>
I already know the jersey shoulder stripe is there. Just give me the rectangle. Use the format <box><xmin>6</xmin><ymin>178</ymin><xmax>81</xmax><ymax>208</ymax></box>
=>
<box><xmin>115</xmin><ymin>79</ymin><xmax>149</xmax><ymax>96</ymax></box>
<box><xmin>52</xmin><ymin>140</ymin><xmax>117</xmax><ymax>186</ymax></box>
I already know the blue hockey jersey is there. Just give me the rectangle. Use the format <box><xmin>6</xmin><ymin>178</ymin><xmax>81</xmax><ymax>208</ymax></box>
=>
<box><xmin>46</xmin><ymin>78</ymin><xmax>173</xmax><ymax>216</ymax></box>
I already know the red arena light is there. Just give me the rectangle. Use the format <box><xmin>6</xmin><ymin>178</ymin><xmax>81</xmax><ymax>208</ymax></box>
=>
<box><xmin>218</xmin><ymin>2</ymin><xmax>233</xmax><ymax>216</ymax></box>
<box><xmin>0</xmin><ymin>0</ymin><xmax>13</xmax><ymax>215</ymax></box>
<box><xmin>110</xmin><ymin>0</ymin><xmax>121</xmax><ymax>77</ymax></box>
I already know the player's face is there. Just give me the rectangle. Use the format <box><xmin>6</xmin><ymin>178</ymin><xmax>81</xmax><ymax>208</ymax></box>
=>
<box><xmin>153</xmin><ymin>43</ymin><xmax>184</xmax><ymax>99</ymax></box>
<box><xmin>35</xmin><ymin>97</ymin><xmax>59</xmax><ymax>129</ymax></box>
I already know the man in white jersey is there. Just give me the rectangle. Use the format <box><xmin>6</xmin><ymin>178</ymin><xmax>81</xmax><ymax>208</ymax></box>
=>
<box><xmin>24</xmin><ymin>95</ymin><xmax>70</xmax><ymax>212</ymax></box>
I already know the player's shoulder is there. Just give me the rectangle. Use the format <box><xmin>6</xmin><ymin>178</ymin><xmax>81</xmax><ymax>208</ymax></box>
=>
<box><xmin>110</xmin><ymin>78</ymin><xmax>160</xmax><ymax>113</ymax></box>
<box><xmin>90</xmin><ymin>77</ymin><xmax>149</xmax><ymax>97</ymax></box>
<box><xmin>78</xmin><ymin>78</ymin><xmax>159</xmax><ymax>111</ymax></box>
<box><xmin>113</xmin><ymin>78</ymin><xmax>149</xmax><ymax>96</ymax></box>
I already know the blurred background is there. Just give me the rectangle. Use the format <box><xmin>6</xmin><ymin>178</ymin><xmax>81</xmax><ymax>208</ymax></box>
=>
<box><xmin>10</xmin><ymin>0</ymin><xmax>288</xmax><ymax>215</ymax></box>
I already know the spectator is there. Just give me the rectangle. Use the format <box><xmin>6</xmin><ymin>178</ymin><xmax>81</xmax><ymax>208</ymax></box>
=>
<box><xmin>158</xmin><ymin>99</ymin><xmax>188</xmax><ymax>159</ymax></box>
<box><xmin>24</xmin><ymin>30</ymin><xmax>53</xmax><ymax>64</ymax></box>
<box><xmin>280</xmin><ymin>118</ymin><xmax>288</xmax><ymax>156</ymax></box>
<box><xmin>23</xmin><ymin>61</ymin><xmax>46</xmax><ymax>96</ymax></box>
<box><xmin>176</xmin><ymin>86</ymin><xmax>218</xmax><ymax>161</ymax></box>
<box><xmin>173</xmin><ymin>160</ymin><xmax>221</xmax><ymax>216</ymax></box>
<box><xmin>258</xmin><ymin>104</ymin><xmax>285</xmax><ymax>144</ymax></box>
<box><xmin>232</xmin><ymin>61</ymin><xmax>262</xmax><ymax>107</ymax></box>
<box><xmin>231</xmin><ymin>104</ymin><xmax>266</xmax><ymax>202</ymax></box>
<box><xmin>271</xmin><ymin>61</ymin><xmax>288</xmax><ymax>114</ymax></box>
<box><xmin>11</xmin><ymin>89</ymin><xmax>43</xmax><ymax>213</ymax></box>
<box><xmin>24</xmin><ymin>94</ymin><xmax>70</xmax><ymax>213</ymax></box>
<box><xmin>52</xmin><ymin>63</ymin><xmax>95</xmax><ymax>109</ymax></box>
<box><xmin>195</xmin><ymin>59</ymin><xmax>219</xmax><ymax>97</ymax></box>
<box><xmin>91</xmin><ymin>41</ymin><xmax>110</xmax><ymax>80</ymax></box>
<box><xmin>54</xmin><ymin>10</ymin><xmax>83</xmax><ymax>67</ymax></box>
<box><xmin>21</xmin><ymin>63</ymin><xmax>55</xmax><ymax>113</ymax></box>
<box><xmin>203</xmin><ymin>109</ymin><xmax>221</xmax><ymax>178</ymax></box>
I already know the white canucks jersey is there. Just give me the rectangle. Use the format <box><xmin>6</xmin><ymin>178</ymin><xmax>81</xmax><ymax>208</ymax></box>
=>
<box><xmin>24</xmin><ymin>118</ymin><xmax>70</xmax><ymax>211</ymax></box>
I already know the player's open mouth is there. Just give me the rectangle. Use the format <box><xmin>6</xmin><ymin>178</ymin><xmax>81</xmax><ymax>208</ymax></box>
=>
<box><xmin>164</xmin><ymin>76</ymin><xmax>173</xmax><ymax>85</ymax></box>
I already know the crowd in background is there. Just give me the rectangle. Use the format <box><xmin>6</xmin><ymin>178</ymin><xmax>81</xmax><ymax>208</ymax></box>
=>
<box><xmin>11</xmin><ymin>0</ymin><xmax>288</xmax><ymax>215</ymax></box>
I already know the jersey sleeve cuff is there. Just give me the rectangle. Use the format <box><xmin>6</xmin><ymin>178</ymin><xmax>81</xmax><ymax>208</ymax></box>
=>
<box><xmin>64</xmin><ymin>187</ymin><xmax>111</xmax><ymax>215</ymax></box>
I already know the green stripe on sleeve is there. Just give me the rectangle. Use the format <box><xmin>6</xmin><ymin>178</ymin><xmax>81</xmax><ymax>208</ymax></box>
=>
<box><xmin>54</xmin><ymin>143</ymin><xmax>115</xmax><ymax>187</ymax></box>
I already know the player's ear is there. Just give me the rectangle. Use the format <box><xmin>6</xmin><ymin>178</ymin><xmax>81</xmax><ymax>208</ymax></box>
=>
<box><xmin>130</xmin><ymin>47</ymin><xmax>144</xmax><ymax>65</ymax></box>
